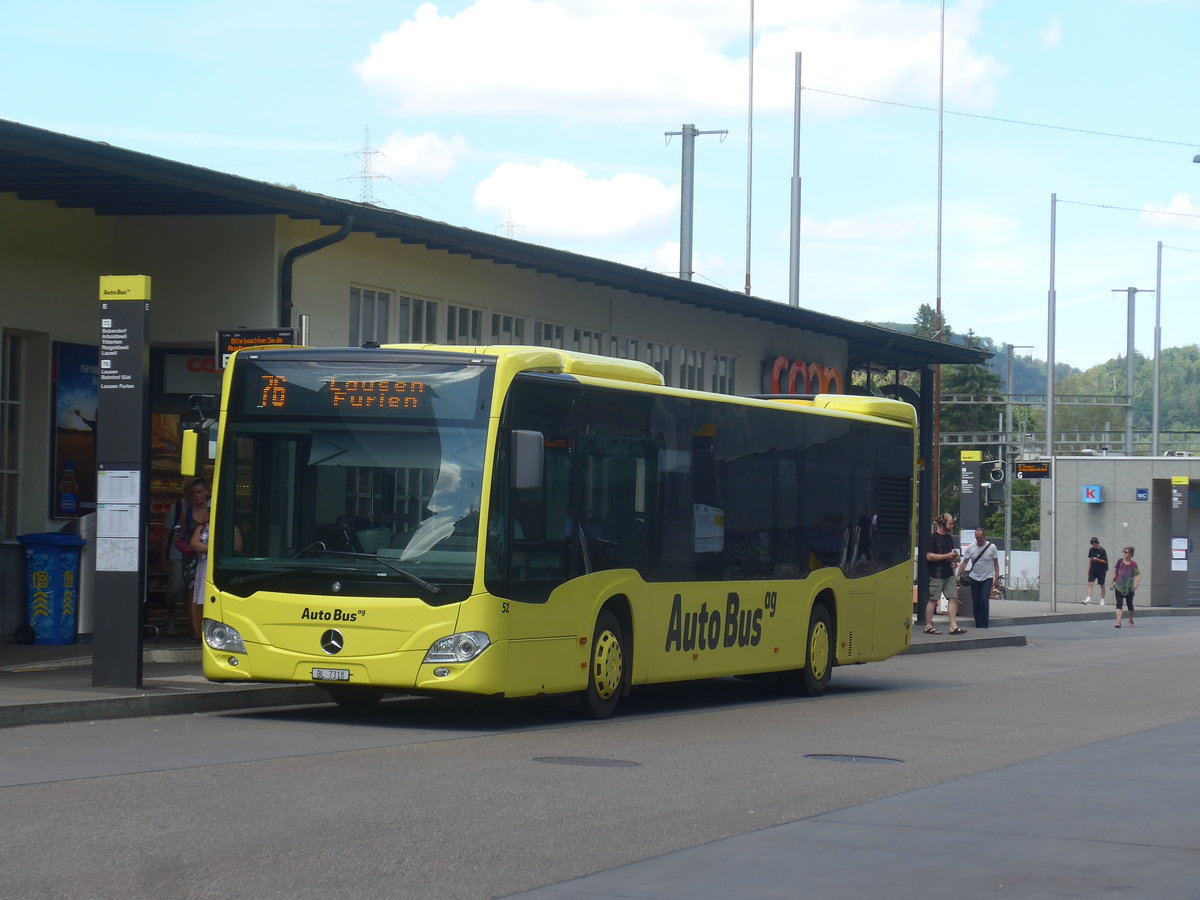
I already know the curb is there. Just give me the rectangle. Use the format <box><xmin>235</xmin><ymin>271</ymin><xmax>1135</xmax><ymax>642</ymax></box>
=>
<box><xmin>991</xmin><ymin>606</ymin><xmax>1200</xmax><ymax>627</ymax></box>
<box><xmin>0</xmin><ymin>684</ymin><xmax>328</xmax><ymax>729</ymax></box>
<box><xmin>905</xmin><ymin>631</ymin><xmax>1027</xmax><ymax>654</ymax></box>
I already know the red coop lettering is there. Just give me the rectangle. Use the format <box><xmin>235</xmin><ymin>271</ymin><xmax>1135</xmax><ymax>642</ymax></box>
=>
<box><xmin>765</xmin><ymin>356</ymin><xmax>843</xmax><ymax>394</ymax></box>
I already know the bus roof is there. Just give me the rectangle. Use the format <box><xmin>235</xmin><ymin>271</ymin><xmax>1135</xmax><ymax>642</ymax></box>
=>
<box><xmin>382</xmin><ymin>344</ymin><xmax>665</xmax><ymax>386</ymax></box>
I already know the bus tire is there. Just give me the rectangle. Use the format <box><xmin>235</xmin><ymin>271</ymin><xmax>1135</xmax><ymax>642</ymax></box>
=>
<box><xmin>323</xmin><ymin>685</ymin><xmax>386</xmax><ymax>712</ymax></box>
<box><xmin>579</xmin><ymin>610</ymin><xmax>626</xmax><ymax>719</ymax></box>
<box><xmin>783</xmin><ymin>605</ymin><xmax>833</xmax><ymax>697</ymax></box>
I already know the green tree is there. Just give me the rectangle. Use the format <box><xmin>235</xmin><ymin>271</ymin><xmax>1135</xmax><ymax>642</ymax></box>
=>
<box><xmin>912</xmin><ymin>302</ymin><xmax>952</xmax><ymax>341</ymax></box>
<box><xmin>983</xmin><ymin>477</ymin><xmax>1040</xmax><ymax>551</ymax></box>
<box><xmin>935</xmin><ymin>330</ymin><xmax>1003</xmax><ymax>515</ymax></box>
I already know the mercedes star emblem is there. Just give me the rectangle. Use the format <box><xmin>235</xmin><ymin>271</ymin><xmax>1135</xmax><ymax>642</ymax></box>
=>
<box><xmin>320</xmin><ymin>629</ymin><xmax>344</xmax><ymax>655</ymax></box>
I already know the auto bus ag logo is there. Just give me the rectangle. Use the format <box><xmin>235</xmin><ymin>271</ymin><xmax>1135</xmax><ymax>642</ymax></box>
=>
<box><xmin>664</xmin><ymin>591</ymin><xmax>775</xmax><ymax>653</ymax></box>
<box><xmin>300</xmin><ymin>606</ymin><xmax>363</xmax><ymax>622</ymax></box>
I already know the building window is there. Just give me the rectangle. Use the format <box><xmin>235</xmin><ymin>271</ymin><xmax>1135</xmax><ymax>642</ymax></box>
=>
<box><xmin>395</xmin><ymin>296</ymin><xmax>410</xmax><ymax>342</ymax></box>
<box><xmin>679</xmin><ymin>348</ymin><xmax>706</xmax><ymax>391</ymax></box>
<box><xmin>711</xmin><ymin>354</ymin><xmax>736</xmax><ymax>395</ymax></box>
<box><xmin>610</xmin><ymin>335</ymin><xmax>640</xmax><ymax>360</ymax></box>
<box><xmin>348</xmin><ymin>287</ymin><xmax>390</xmax><ymax>346</ymax></box>
<box><xmin>490</xmin><ymin>313</ymin><xmax>526</xmax><ymax>344</ymax></box>
<box><xmin>0</xmin><ymin>332</ymin><xmax>21</xmax><ymax>540</ymax></box>
<box><xmin>533</xmin><ymin>321</ymin><xmax>564</xmax><ymax>348</ymax></box>
<box><xmin>645</xmin><ymin>342</ymin><xmax>672</xmax><ymax>386</ymax></box>
<box><xmin>411</xmin><ymin>298</ymin><xmax>439</xmax><ymax>343</ymax></box>
<box><xmin>572</xmin><ymin>328</ymin><xmax>604</xmax><ymax>354</ymax></box>
<box><xmin>446</xmin><ymin>304</ymin><xmax>482</xmax><ymax>345</ymax></box>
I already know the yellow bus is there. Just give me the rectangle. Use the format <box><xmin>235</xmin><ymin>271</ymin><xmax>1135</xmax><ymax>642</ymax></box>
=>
<box><xmin>195</xmin><ymin>344</ymin><xmax>916</xmax><ymax>716</ymax></box>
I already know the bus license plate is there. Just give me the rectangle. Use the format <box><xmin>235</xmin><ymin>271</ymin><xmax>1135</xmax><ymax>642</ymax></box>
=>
<box><xmin>312</xmin><ymin>668</ymin><xmax>350</xmax><ymax>682</ymax></box>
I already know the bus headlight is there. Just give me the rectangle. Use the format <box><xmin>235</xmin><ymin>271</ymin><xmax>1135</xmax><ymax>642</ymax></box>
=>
<box><xmin>423</xmin><ymin>631</ymin><xmax>491</xmax><ymax>663</ymax></box>
<box><xmin>204</xmin><ymin>619</ymin><xmax>247</xmax><ymax>654</ymax></box>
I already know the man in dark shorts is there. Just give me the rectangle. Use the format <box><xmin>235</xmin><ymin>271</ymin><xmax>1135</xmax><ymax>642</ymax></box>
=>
<box><xmin>1084</xmin><ymin>537</ymin><xmax>1108</xmax><ymax>605</ymax></box>
<box><xmin>923</xmin><ymin>513</ymin><xmax>963</xmax><ymax>634</ymax></box>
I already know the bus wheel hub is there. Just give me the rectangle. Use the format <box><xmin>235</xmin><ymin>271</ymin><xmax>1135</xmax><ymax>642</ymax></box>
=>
<box><xmin>593</xmin><ymin>630</ymin><xmax>623</xmax><ymax>700</ymax></box>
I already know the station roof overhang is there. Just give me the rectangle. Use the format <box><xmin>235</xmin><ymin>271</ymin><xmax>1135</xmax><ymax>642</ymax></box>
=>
<box><xmin>0</xmin><ymin>118</ymin><xmax>988</xmax><ymax>372</ymax></box>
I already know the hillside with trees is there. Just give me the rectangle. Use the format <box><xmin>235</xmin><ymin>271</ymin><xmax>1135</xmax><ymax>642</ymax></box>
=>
<box><xmin>868</xmin><ymin>307</ymin><xmax>1200</xmax><ymax>550</ymax></box>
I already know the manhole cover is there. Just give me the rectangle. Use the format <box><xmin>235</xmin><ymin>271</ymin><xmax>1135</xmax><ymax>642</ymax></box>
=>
<box><xmin>533</xmin><ymin>756</ymin><xmax>640</xmax><ymax>768</ymax></box>
<box><xmin>804</xmin><ymin>754</ymin><xmax>903</xmax><ymax>764</ymax></box>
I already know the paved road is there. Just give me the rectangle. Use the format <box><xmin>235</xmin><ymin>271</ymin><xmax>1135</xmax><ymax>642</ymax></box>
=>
<box><xmin>3</xmin><ymin>617</ymin><xmax>1199</xmax><ymax>899</ymax></box>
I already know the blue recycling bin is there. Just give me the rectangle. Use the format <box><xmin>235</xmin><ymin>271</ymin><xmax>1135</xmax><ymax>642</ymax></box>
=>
<box><xmin>18</xmin><ymin>532</ymin><xmax>86</xmax><ymax>645</ymax></box>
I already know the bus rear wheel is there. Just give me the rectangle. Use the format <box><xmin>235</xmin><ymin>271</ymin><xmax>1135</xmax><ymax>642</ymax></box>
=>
<box><xmin>579</xmin><ymin>610</ymin><xmax>626</xmax><ymax>719</ymax></box>
<box><xmin>782</xmin><ymin>605</ymin><xmax>833</xmax><ymax>697</ymax></box>
<box><xmin>323</xmin><ymin>685</ymin><xmax>386</xmax><ymax>712</ymax></box>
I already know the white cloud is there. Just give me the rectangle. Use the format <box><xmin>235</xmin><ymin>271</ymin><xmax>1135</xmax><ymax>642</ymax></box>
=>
<box><xmin>952</xmin><ymin>210</ymin><xmax>1023</xmax><ymax>246</ymax></box>
<box><xmin>474</xmin><ymin>159</ymin><xmax>676</xmax><ymax>239</ymax></box>
<box><xmin>607</xmin><ymin>240</ymin><xmax>730</xmax><ymax>283</ymax></box>
<box><xmin>800</xmin><ymin>215</ymin><xmax>916</xmax><ymax>242</ymax></box>
<box><xmin>375</xmin><ymin>130</ymin><xmax>469</xmax><ymax>180</ymax></box>
<box><xmin>1039</xmin><ymin>15</ymin><xmax>1063</xmax><ymax>48</ymax></box>
<box><xmin>356</xmin><ymin>0</ymin><xmax>1005</xmax><ymax>123</ymax></box>
<box><xmin>955</xmin><ymin>248</ymin><xmax>1032</xmax><ymax>286</ymax></box>
<box><xmin>1142</xmin><ymin>194</ymin><xmax>1200</xmax><ymax>231</ymax></box>
<box><xmin>649</xmin><ymin>241</ymin><xmax>683</xmax><ymax>278</ymax></box>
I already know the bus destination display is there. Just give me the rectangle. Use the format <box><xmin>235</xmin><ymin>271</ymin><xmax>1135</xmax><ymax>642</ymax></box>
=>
<box><xmin>258</xmin><ymin>375</ymin><xmax>428</xmax><ymax>412</ymax></box>
<box><xmin>234</xmin><ymin>359</ymin><xmax>492</xmax><ymax>420</ymax></box>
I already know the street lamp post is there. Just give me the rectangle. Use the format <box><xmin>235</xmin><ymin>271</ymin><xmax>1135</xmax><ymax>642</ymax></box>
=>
<box><xmin>1111</xmin><ymin>286</ymin><xmax>1155</xmax><ymax>455</ymax></box>
<box><xmin>1047</xmin><ymin>194</ymin><xmax>1057</xmax><ymax>611</ymax></box>
<box><xmin>1153</xmin><ymin>242</ymin><xmax>1163</xmax><ymax>455</ymax></box>
<box><xmin>1005</xmin><ymin>344</ymin><xmax>1034</xmax><ymax>590</ymax></box>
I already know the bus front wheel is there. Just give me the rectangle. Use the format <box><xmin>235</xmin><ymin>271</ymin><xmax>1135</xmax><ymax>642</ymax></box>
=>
<box><xmin>783</xmin><ymin>605</ymin><xmax>833</xmax><ymax>697</ymax></box>
<box><xmin>579</xmin><ymin>610</ymin><xmax>626</xmax><ymax>719</ymax></box>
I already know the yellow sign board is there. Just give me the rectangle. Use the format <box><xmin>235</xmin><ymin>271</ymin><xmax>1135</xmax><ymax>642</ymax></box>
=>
<box><xmin>960</xmin><ymin>450</ymin><xmax>983</xmax><ymax>462</ymax></box>
<box><xmin>1172</xmin><ymin>476</ymin><xmax>1189</xmax><ymax>485</ymax></box>
<box><xmin>98</xmin><ymin>275</ymin><xmax>152</xmax><ymax>301</ymax></box>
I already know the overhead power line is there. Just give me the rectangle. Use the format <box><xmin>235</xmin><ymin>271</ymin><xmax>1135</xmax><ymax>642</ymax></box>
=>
<box><xmin>801</xmin><ymin>86</ymin><xmax>1199</xmax><ymax>149</ymax></box>
<box><xmin>1058</xmin><ymin>198</ymin><xmax>1200</xmax><ymax>220</ymax></box>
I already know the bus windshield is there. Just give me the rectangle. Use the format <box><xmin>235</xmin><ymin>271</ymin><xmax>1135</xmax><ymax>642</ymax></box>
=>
<box><xmin>213</xmin><ymin>356</ymin><xmax>495</xmax><ymax>604</ymax></box>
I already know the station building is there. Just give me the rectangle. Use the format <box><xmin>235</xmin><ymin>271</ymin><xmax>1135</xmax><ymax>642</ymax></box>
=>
<box><xmin>1040</xmin><ymin>455</ymin><xmax>1200</xmax><ymax>610</ymax></box>
<box><xmin>0</xmin><ymin>118</ymin><xmax>987</xmax><ymax>641</ymax></box>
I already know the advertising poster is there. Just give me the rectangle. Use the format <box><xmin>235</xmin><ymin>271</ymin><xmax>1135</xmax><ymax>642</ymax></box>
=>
<box><xmin>51</xmin><ymin>342</ymin><xmax>99</xmax><ymax>517</ymax></box>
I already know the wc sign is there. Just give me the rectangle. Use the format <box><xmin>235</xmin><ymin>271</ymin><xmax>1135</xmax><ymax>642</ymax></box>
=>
<box><xmin>1082</xmin><ymin>484</ymin><xmax>1104</xmax><ymax>504</ymax></box>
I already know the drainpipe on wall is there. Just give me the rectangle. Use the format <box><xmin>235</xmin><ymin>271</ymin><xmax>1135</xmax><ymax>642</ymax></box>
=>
<box><xmin>278</xmin><ymin>216</ymin><xmax>354</xmax><ymax>328</ymax></box>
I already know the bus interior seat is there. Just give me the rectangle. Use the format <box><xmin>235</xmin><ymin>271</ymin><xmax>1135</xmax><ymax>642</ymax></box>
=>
<box><xmin>313</xmin><ymin>523</ymin><xmax>358</xmax><ymax>553</ymax></box>
<box><xmin>356</xmin><ymin>526</ymin><xmax>393</xmax><ymax>553</ymax></box>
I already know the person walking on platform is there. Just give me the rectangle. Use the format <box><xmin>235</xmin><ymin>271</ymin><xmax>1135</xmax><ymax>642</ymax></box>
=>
<box><xmin>958</xmin><ymin>527</ymin><xmax>999</xmax><ymax>629</ymax></box>
<box><xmin>1111</xmin><ymin>547</ymin><xmax>1141</xmax><ymax>628</ymax></box>
<box><xmin>1084</xmin><ymin>537</ymin><xmax>1108</xmax><ymax>605</ymax></box>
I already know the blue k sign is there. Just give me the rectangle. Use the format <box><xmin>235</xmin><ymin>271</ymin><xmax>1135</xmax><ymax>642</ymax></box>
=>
<box><xmin>1082</xmin><ymin>484</ymin><xmax>1103</xmax><ymax>503</ymax></box>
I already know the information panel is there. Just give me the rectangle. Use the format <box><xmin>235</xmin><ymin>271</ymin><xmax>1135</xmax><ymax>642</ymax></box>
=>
<box><xmin>1014</xmin><ymin>461</ymin><xmax>1051</xmax><ymax>479</ymax></box>
<box><xmin>216</xmin><ymin>328</ymin><xmax>296</xmax><ymax>371</ymax></box>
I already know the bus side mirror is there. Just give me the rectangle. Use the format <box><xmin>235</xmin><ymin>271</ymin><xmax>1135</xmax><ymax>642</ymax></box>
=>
<box><xmin>180</xmin><ymin>429</ymin><xmax>200</xmax><ymax>477</ymax></box>
<box><xmin>511</xmin><ymin>430</ymin><xmax>544</xmax><ymax>490</ymax></box>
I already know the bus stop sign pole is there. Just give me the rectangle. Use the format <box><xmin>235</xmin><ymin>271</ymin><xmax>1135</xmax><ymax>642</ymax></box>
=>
<box><xmin>92</xmin><ymin>275</ymin><xmax>151</xmax><ymax>688</ymax></box>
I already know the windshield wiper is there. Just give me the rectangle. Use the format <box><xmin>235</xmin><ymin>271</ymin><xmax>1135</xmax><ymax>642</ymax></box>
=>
<box><xmin>229</xmin><ymin>563</ymin><xmax>364</xmax><ymax>587</ymax></box>
<box><xmin>292</xmin><ymin>547</ymin><xmax>443</xmax><ymax>595</ymax></box>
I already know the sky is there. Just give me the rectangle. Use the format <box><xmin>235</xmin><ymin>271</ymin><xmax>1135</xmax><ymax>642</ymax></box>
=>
<box><xmin>3</xmin><ymin>0</ymin><xmax>1199</xmax><ymax>371</ymax></box>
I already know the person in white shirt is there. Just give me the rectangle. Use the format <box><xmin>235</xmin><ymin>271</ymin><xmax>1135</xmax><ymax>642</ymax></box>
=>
<box><xmin>957</xmin><ymin>527</ymin><xmax>999</xmax><ymax>629</ymax></box>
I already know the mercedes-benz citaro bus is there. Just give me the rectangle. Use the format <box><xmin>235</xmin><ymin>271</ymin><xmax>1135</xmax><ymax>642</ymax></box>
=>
<box><xmin>189</xmin><ymin>344</ymin><xmax>917</xmax><ymax>717</ymax></box>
